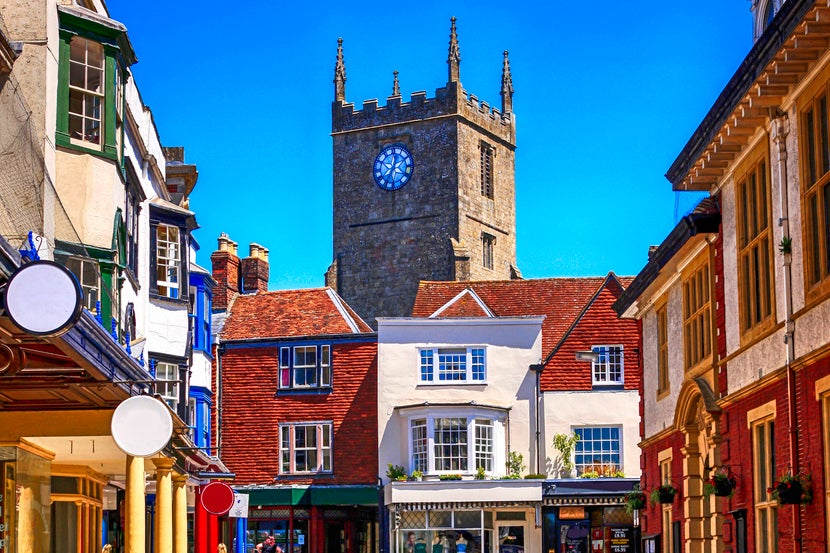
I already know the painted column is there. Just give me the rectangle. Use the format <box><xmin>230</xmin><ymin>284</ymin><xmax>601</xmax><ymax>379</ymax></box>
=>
<box><xmin>173</xmin><ymin>474</ymin><xmax>189</xmax><ymax>553</ymax></box>
<box><xmin>154</xmin><ymin>458</ymin><xmax>175</xmax><ymax>553</ymax></box>
<box><xmin>125</xmin><ymin>455</ymin><xmax>145</xmax><ymax>553</ymax></box>
<box><xmin>235</xmin><ymin>518</ymin><xmax>247</xmax><ymax>553</ymax></box>
<box><xmin>195</xmin><ymin>486</ymin><xmax>209</xmax><ymax>553</ymax></box>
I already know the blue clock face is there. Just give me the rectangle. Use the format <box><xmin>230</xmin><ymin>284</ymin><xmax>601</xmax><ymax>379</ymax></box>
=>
<box><xmin>373</xmin><ymin>144</ymin><xmax>414</xmax><ymax>190</ymax></box>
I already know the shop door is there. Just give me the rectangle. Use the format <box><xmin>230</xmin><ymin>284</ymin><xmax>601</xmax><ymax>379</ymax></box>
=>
<box><xmin>557</xmin><ymin>520</ymin><xmax>589</xmax><ymax>553</ymax></box>
<box><xmin>495</xmin><ymin>521</ymin><xmax>526</xmax><ymax>553</ymax></box>
<box><xmin>324</xmin><ymin>521</ymin><xmax>346</xmax><ymax>553</ymax></box>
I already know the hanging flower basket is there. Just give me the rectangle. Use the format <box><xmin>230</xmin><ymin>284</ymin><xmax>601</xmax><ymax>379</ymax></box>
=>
<box><xmin>704</xmin><ymin>471</ymin><xmax>736</xmax><ymax>497</ymax></box>
<box><xmin>624</xmin><ymin>487</ymin><xmax>647</xmax><ymax>513</ymax></box>
<box><xmin>769</xmin><ymin>472</ymin><xmax>812</xmax><ymax>505</ymax></box>
<box><xmin>650</xmin><ymin>484</ymin><xmax>677</xmax><ymax>505</ymax></box>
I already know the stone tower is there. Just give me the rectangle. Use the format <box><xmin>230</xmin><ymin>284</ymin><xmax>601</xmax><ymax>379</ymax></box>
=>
<box><xmin>327</xmin><ymin>18</ymin><xmax>520</xmax><ymax>324</ymax></box>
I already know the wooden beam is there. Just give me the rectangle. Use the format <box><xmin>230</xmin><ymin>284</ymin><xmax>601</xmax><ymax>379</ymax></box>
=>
<box><xmin>784</xmin><ymin>48</ymin><xmax>820</xmax><ymax>62</ymax></box>
<box><xmin>738</xmin><ymin>105</ymin><xmax>767</xmax><ymax>119</ymax></box>
<box><xmin>726</xmin><ymin>124</ymin><xmax>755</xmax><ymax>137</ymax></box>
<box><xmin>749</xmin><ymin>94</ymin><xmax>783</xmax><ymax>108</ymax></box>
<box><xmin>772</xmin><ymin>60</ymin><xmax>810</xmax><ymax>74</ymax></box>
<box><xmin>766</xmin><ymin>72</ymin><xmax>799</xmax><ymax>86</ymax></box>
<box><xmin>793</xmin><ymin>35</ymin><xmax>829</xmax><ymax>49</ymax></box>
<box><xmin>712</xmin><ymin>142</ymin><xmax>743</xmax><ymax>154</ymax></box>
<box><xmin>733</xmin><ymin>114</ymin><xmax>767</xmax><ymax>127</ymax></box>
<box><xmin>804</xmin><ymin>22</ymin><xmax>830</xmax><ymax>35</ymax></box>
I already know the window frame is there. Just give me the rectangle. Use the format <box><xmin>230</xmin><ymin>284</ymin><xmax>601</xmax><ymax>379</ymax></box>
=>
<box><xmin>279</xmin><ymin>422</ymin><xmax>333</xmax><ymax>475</ymax></box>
<box><xmin>56</xmin><ymin>11</ymin><xmax>134</xmax><ymax>160</ymax></box>
<box><xmin>573</xmin><ymin>426</ymin><xmax>622</xmax><ymax>476</ymax></box>
<box><xmin>659</xmin><ymin>454</ymin><xmax>674</xmax><ymax>553</ymax></box>
<box><xmin>682</xmin><ymin>255</ymin><xmax>713</xmax><ymax>373</ymax></box>
<box><xmin>480</xmin><ymin>141</ymin><xmax>494</xmax><ymax>199</ymax></box>
<box><xmin>418</xmin><ymin>347</ymin><xmax>487</xmax><ymax>384</ymax></box>
<box><xmin>590</xmin><ymin>345</ymin><xmax>624</xmax><ymax>386</ymax></box>
<box><xmin>67</xmin><ymin>36</ymin><xmax>105</xmax><ymax>149</ymax></box>
<box><xmin>278</xmin><ymin>344</ymin><xmax>332</xmax><ymax>391</ymax></box>
<box><xmin>751</xmin><ymin>416</ymin><xmax>777</xmax><ymax>553</ymax></box>
<box><xmin>155</xmin><ymin>361</ymin><xmax>181</xmax><ymax>412</ymax></box>
<box><xmin>64</xmin><ymin>255</ymin><xmax>101</xmax><ymax>314</ymax></box>
<box><xmin>407</xmin><ymin>415</ymin><xmax>501</xmax><ymax>476</ymax></box>
<box><xmin>481</xmin><ymin>233</ymin><xmax>495</xmax><ymax>270</ymax></box>
<box><xmin>656</xmin><ymin>303</ymin><xmax>669</xmax><ymax>397</ymax></box>
<box><xmin>799</xmin><ymin>84</ymin><xmax>830</xmax><ymax>302</ymax></box>
<box><xmin>156</xmin><ymin>223</ymin><xmax>181</xmax><ymax>299</ymax></box>
<box><xmin>735</xmin><ymin>146</ymin><xmax>775</xmax><ymax>341</ymax></box>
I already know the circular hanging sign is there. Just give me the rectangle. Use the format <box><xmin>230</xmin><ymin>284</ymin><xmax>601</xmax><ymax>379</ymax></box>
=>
<box><xmin>111</xmin><ymin>395</ymin><xmax>174</xmax><ymax>457</ymax></box>
<box><xmin>4</xmin><ymin>260</ymin><xmax>83</xmax><ymax>337</ymax></box>
<box><xmin>201</xmin><ymin>481</ymin><xmax>236</xmax><ymax>515</ymax></box>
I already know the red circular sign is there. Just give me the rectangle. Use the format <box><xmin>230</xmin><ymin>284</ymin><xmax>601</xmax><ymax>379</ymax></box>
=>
<box><xmin>201</xmin><ymin>482</ymin><xmax>235</xmax><ymax>515</ymax></box>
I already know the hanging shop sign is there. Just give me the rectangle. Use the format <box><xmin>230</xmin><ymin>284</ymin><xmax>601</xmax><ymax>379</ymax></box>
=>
<box><xmin>4</xmin><ymin>260</ymin><xmax>83</xmax><ymax>337</ymax></box>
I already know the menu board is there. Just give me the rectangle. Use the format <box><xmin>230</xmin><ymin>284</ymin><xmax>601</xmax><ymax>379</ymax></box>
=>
<box><xmin>607</xmin><ymin>528</ymin><xmax>633</xmax><ymax>553</ymax></box>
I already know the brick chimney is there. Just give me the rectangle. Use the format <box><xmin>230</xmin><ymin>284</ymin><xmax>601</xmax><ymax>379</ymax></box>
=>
<box><xmin>211</xmin><ymin>233</ymin><xmax>240</xmax><ymax>311</ymax></box>
<box><xmin>241</xmin><ymin>243</ymin><xmax>269</xmax><ymax>293</ymax></box>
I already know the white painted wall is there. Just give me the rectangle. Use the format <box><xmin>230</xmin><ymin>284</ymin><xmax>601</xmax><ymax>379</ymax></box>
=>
<box><xmin>377</xmin><ymin>317</ymin><xmax>544</xmax><ymax>482</ymax></box>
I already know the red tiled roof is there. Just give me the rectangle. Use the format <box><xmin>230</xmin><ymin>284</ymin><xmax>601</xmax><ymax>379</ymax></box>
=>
<box><xmin>413</xmin><ymin>274</ymin><xmax>632</xmax><ymax>359</ymax></box>
<box><xmin>220</xmin><ymin>287</ymin><xmax>373</xmax><ymax>341</ymax></box>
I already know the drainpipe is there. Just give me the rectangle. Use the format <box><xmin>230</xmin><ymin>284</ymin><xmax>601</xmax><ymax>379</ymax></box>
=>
<box><xmin>773</xmin><ymin>115</ymin><xmax>800</xmax><ymax>553</ymax></box>
<box><xmin>216</xmin><ymin>337</ymin><xmax>223</xmax><ymax>458</ymax></box>
<box><xmin>530</xmin><ymin>364</ymin><xmax>545</xmax><ymax>474</ymax></box>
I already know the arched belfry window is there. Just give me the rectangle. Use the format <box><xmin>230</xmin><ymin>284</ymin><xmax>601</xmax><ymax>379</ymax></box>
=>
<box><xmin>754</xmin><ymin>0</ymin><xmax>777</xmax><ymax>42</ymax></box>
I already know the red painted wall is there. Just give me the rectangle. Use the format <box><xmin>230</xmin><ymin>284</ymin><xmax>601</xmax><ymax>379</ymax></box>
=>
<box><xmin>218</xmin><ymin>341</ymin><xmax>378</xmax><ymax>485</ymax></box>
<box><xmin>542</xmin><ymin>280</ymin><xmax>641</xmax><ymax>393</ymax></box>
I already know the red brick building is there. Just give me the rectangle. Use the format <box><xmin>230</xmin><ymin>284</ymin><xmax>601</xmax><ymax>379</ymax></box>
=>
<box><xmin>211</xmin><ymin>235</ymin><xmax>378</xmax><ymax>553</ymax></box>
<box><xmin>615</xmin><ymin>2</ymin><xmax>830</xmax><ymax>552</ymax></box>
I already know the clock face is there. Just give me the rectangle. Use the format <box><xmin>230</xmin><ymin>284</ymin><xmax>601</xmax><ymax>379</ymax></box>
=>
<box><xmin>373</xmin><ymin>144</ymin><xmax>414</xmax><ymax>190</ymax></box>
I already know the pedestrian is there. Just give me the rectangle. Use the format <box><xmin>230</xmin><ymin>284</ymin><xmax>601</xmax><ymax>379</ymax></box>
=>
<box><xmin>102</xmin><ymin>545</ymin><xmax>112</xmax><ymax>553</ymax></box>
<box><xmin>262</xmin><ymin>535</ymin><xmax>277</xmax><ymax>553</ymax></box>
<box><xmin>218</xmin><ymin>544</ymin><xmax>227</xmax><ymax>553</ymax></box>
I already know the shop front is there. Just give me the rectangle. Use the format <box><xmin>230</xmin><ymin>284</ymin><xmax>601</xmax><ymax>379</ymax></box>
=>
<box><xmin>541</xmin><ymin>479</ymin><xmax>640</xmax><ymax>553</ymax></box>
<box><xmin>385</xmin><ymin>479</ymin><xmax>543</xmax><ymax>553</ymax></box>
<box><xmin>228</xmin><ymin>485</ymin><xmax>379</xmax><ymax>553</ymax></box>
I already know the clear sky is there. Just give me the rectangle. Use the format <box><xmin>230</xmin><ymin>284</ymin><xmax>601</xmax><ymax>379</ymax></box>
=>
<box><xmin>108</xmin><ymin>0</ymin><xmax>752</xmax><ymax>289</ymax></box>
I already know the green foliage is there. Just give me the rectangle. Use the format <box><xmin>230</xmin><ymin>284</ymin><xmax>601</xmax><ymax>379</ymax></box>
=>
<box><xmin>624</xmin><ymin>486</ymin><xmax>647</xmax><ymax>514</ymax></box>
<box><xmin>410</xmin><ymin>470</ymin><xmax>423</xmax><ymax>480</ymax></box>
<box><xmin>552</xmin><ymin>432</ymin><xmax>580</xmax><ymax>475</ymax></box>
<box><xmin>475</xmin><ymin>466</ymin><xmax>487</xmax><ymax>480</ymax></box>
<box><xmin>650</xmin><ymin>484</ymin><xmax>677</xmax><ymax>506</ymax></box>
<box><xmin>439</xmin><ymin>474</ymin><xmax>462</xmax><ymax>481</ymax></box>
<box><xmin>524</xmin><ymin>473</ymin><xmax>546</xmax><ymax>479</ymax></box>
<box><xmin>386</xmin><ymin>464</ymin><xmax>407</xmax><ymax>481</ymax></box>
<box><xmin>506</xmin><ymin>451</ymin><xmax>525</xmax><ymax>478</ymax></box>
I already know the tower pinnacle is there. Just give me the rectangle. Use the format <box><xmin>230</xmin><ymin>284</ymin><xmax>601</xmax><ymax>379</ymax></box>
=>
<box><xmin>334</xmin><ymin>37</ymin><xmax>346</xmax><ymax>102</ymax></box>
<box><xmin>392</xmin><ymin>70</ymin><xmax>400</xmax><ymax>97</ymax></box>
<box><xmin>501</xmin><ymin>50</ymin><xmax>514</xmax><ymax>114</ymax></box>
<box><xmin>448</xmin><ymin>17</ymin><xmax>461</xmax><ymax>83</ymax></box>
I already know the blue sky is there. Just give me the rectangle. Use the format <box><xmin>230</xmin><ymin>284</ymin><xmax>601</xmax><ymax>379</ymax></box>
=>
<box><xmin>109</xmin><ymin>0</ymin><xmax>751</xmax><ymax>289</ymax></box>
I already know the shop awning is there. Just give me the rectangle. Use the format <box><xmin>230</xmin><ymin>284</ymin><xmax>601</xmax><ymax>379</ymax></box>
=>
<box><xmin>239</xmin><ymin>485</ymin><xmax>379</xmax><ymax>507</ymax></box>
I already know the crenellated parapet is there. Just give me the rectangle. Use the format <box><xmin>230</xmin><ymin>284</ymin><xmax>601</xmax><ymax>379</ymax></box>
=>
<box><xmin>331</xmin><ymin>17</ymin><xmax>515</xmax><ymax>146</ymax></box>
<box><xmin>332</xmin><ymin>82</ymin><xmax>515</xmax><ymax>145</ymax></box>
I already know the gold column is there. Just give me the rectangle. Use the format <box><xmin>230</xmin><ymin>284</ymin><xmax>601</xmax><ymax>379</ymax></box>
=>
<box><xmin>125</xmin><ymin>455</ymin><xmax>145</xmax><ymax>553</ymax></box>
<box><xmin>153</xmin><ymin>458</ymin><xmax>175</xmax><ymax>553</ymax></box>
<box><xmin>172</xmin><ymin>474</ymin><xmax>189</xmax><ymax>553</ymax></box>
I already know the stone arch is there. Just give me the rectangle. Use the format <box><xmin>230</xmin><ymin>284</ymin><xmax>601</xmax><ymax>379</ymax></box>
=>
<box><xmin>674</xmin><ymin>378</ymin><xmax>723</xmax><ymax>553</ymax></box>
<box><xmin>753</xmin><ymin>0</ymin><xmax>777</xmax><ymax>41</ymax></box>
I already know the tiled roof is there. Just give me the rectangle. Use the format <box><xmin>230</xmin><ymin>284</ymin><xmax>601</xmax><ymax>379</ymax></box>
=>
<box><xmin>413</xmin><ymin>275</ymin><xmax>632</xmax><ymax>359</ymax></box>
<box><xmin>220</xmin><ymin>287</ymin><xmax>373</xmax><ymax>341</ymax></box>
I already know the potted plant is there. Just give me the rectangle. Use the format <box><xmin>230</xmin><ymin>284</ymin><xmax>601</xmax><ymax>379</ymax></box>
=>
<box><xmin>704</xmin><ymin>470</ymin><xmax>736</xmax><ymax>497</ymax></box>
<box><xmin>410</xmin><ymin>470</ymin><xmax>423</xmax><ymax>481</ymax></box>
<box><xmin>769</xmin><ymin>472</ymin><xmax>812</xmax><ymax>504</ymax></box>
<box><xmin>386</xmin><ymin>464</ymin><xmax>407</xmax><ymax>482</ymax></box>
<box><xmin>624</xmin><ymin>486</ymin><xmax>647</xmax><ymax>513</ymax></box>
<box><xmin>650</xmin><ymin>484</ymin><xmax>677</xmax><ymax>505</ymax></box>
<box><xmin>439</xmin><ymin>474</ymin><xmax>462</xmax><ymax>481</ymax></box>
<box><xmin>475</xmin><ymin>466</ymin><xmax>487</xmax><ymax>480</ymax></box>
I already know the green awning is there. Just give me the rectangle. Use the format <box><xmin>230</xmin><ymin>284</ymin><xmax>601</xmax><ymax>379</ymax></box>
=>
<box><xmin>240</xmin><ymin>486</ymin><xmax>378</xmax><ymax>507</ymax></box>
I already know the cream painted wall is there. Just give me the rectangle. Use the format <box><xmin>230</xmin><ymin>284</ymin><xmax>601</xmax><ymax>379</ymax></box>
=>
<box><xmin>541</xmin><ymin>389</ymin><xmax>641</xmax><ymax>478</ymax></box>
<box><xmin>377</xmin><ymin>317</ymin><xmax>543</xmax><ymax>482</ymax></box>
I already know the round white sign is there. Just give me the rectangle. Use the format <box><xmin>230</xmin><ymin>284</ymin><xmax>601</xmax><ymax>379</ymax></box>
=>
<box><xmin>4</xmin><ymin>261</ymin><xmax>83</xmax><ymax>336</ymax></box>
<box><xmin>111</xmin><ymin>395</ymin><xmax>174</xmax><ymax>457</ymax></box>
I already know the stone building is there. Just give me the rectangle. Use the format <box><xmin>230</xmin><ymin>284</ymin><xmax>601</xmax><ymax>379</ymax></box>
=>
<box><xmin>327</xmin><ymin>18</ymin><xmax>521</xmax><ymax>325</ymax></box>
<box><xmin>615</xmin><ymin>1</ymin><xmax>830</xmax><ymax>552</ymax></box>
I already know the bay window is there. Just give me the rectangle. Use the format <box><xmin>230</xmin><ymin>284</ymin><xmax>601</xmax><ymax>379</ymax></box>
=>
<box><xmin>407</xmin><ymin>413</ymin><xmax>502</xmax><ymax>475</ymax></box>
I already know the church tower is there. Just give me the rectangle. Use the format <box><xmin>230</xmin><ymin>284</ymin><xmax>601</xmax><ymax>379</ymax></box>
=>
<box><xmin>327</xmin><ymin>18</ymin><xmax>520</xmax><ymax>324</ymax></box>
